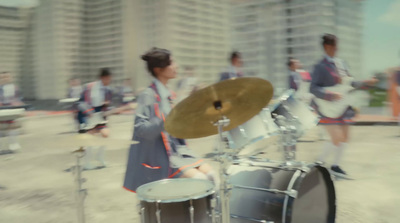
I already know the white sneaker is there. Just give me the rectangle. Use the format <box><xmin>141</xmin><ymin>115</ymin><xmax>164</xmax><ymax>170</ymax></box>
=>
<box><xmin>9</xmin><ymin>143</ymin><xmax>21</xmax><ymax>152</ymax></box>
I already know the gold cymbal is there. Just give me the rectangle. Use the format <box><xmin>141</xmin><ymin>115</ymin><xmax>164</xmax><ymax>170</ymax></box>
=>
<box><xmin>165</xmin><ymin>77</ymin><xmax>273</xmax><ymax>139</ymax></box>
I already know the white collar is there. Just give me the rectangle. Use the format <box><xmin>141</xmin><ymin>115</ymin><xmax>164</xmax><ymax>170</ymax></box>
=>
<box><xmin>153</xmin><ymin>78</ymin><xmax>170</xmax><ymax>99</ymax></box>
<box><xmin>324</xmin><ymin>54</ymin><xmax>335</xmax><ymax>63</ymax></box>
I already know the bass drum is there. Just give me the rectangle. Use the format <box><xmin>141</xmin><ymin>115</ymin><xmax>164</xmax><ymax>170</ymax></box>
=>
<box><xmin>228</xmin><ymin>161</ymin><xmax>336</xmax><ymax>223</ymax></box>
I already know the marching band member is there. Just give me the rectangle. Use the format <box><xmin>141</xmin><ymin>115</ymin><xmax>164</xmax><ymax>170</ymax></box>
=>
<box><xmin>219</xmin><ymin>51</ymin><xmax>243</xmax><ymax>81</ymax></box>
<box><xmin>123</xmin><ymin>47</ymin><xmax>217</xmax><ymax>192</ymax></box>
<box><xmin>0</xmin><ymin>72</ymin><xmax>22</xmax><ymax>151</ymax></box>
<box><xmin>288</xmin><ymin>58</ymin><xmax>301</xmax><ymax>91</ymax></box>
<box><xmin>0</xmin><ymin>72</ymin><xmax>23</xmax><ymax>152</ymax></box>
<box><xmin>388</xmin><ymin>68</ymin><xmax>400</xmax><ymax>123</ymax></box>
<box><xmin>77</xmin><ymin>68</ymin><xmax>113</xmax><ymax>169</ymax></box>
<box><xmin>67</xmin><ymin>77</ymin><xmax>83</xmax><ymax>99</ymax></box>
<box><xmin>118</xmin><ymin>78</ymin><xmax>134</xmax><ymax>105</ymax></box>
<box><xmin>310</xmin><ymin>34</ymin><xmax>377</xmax><ymax>176</ymax></box>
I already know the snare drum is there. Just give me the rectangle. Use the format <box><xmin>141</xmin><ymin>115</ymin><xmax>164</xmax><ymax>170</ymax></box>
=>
<box><xmin>270</xmin><ymin>90</ymin><xmax>319</xmax><ymax>138</ymax></box>
<box><xmin>229</xmin><ymin>160</ymin><xmax>336</xmax><ymax>223</ymax></box>
<box><xmin>136</xmin><ymin>179</ymin><xmax>216</xmax><ymax>223</ymax></box>
<box><xmin>228</xmin><ymin>108</ymin><xmax>279</xmax><ymax>149</ymax></box>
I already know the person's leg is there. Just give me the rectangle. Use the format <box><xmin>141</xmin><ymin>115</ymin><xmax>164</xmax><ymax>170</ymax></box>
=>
<box><xmin>331</xmin><ymin>125</ymin><xmax>350</xmax><ymax>174</ymax></box>
<box><xmin>83</xmin><ymin>146</ymin><xmax>94</xmax><ymax>170</ymax></box>
<box><xmin>180</xmin><ymin>168</ymin><xmax>208</xmax><ymax>180</ymax></box>
<box><xmin>197</xmin><ymin>163</ymin><xmax>219</xmax><ymax>187</ymax></box>
<box><xmin>8</xmin><ymin>128</ymin><xmax>20</xmax><ymax>151</ymax></box>
<box><xmin>100</xmin><ymin>128</ymin><xmax>109</xmax><ymax>138</ymax></box>
<box><xmin>317</xmin><ymin>125</ymin><xmax>344</xmax><ymax>162</ymax></box>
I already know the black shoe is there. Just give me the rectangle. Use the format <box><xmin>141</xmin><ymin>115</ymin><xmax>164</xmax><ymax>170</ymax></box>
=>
<box><xmin>331</xmin><ymin>165</ymin><xmax>347</xmax><ymax>175</ymax></box>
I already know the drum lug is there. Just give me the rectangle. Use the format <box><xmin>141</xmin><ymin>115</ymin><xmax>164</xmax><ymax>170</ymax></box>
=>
<box><xmin>156</xmin><ymin>202</ymin><xmax>161</xmax><ymax>223</ymax></box>
<box><xmin>210</xmin><ymin>197</ymin><xmax>217</xmax><ymax>223</ymax></box>
<box><xmin>139</xmin><ymin>206</ymin><xmax>146</xmax><ymax>223</ymax></box>
<box><xmin>189</xmin><ymin>200</ymin><xmax>194</xmax><ymax>223</ymax></box>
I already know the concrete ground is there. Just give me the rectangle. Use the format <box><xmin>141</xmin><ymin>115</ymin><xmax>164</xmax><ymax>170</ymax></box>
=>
<box><xmin>0</xmin><ymin>114</ymin><xmax>399</xmax><ymax>223</ymax></box>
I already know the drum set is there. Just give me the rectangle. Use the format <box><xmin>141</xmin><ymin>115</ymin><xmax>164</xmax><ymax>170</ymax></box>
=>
<box><xmin>136</xmin><ymin>78</ymin><xmax>336</xmax><ymax>223</ymax></box>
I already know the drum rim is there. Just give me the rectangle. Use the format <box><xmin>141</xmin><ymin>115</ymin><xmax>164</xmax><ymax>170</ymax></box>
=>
<box><xmin>136</xmin><ymin>179</ymin><xmax>215</xmax><ymax>203</ymax></box>
<box><xmin>283</xmin><ymin>164</ymin><xmax>336</xmax><ymax>223</ymax></box>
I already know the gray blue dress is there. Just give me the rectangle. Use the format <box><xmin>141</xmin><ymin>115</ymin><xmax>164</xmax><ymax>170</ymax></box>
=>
<box><xmin>123</xmin><ymin>79</ymin><xmax>204</xmax><ymax>192</ymax></box>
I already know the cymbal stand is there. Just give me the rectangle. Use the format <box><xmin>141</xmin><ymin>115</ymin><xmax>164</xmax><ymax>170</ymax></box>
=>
<box><xmin>72</xmin><ymin>147</ymin><xmax>87</xmax><ymax>223</ymax></box>
<box><xmin>212</xmin><ymin>98</ymin><xmax>233</xmax><ymax>223</ymax></box>
<box><xmin>275</xmin><ymin>115</ymin><xmax>298</xmax><ymax>165</ymax></box>
<box><xmin>213</xmin><ymin>115</ymin><xmax>232</xmax><ymax>223</ymax></box>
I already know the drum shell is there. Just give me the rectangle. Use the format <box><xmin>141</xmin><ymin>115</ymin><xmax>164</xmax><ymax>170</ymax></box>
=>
<box><xmin>229</xmin><ymin>162</ymin><xmax>336</xmax><ymax>223</ymax></box>
<box><xmin>228</xmin><ymin>108</ymin><xmax>279</xmax><ymax>149</ymax></box>
<box><xmin>136</xmin><ymin>179</ymin><xmax>215</xmax><ymax>223</ymax></box>
<box><xmin>271</xmin><ymin>94</ymin><xmax>319</xmax><ymax>137</ymax></box>
<box><xmin>139</xmin><ymin>194</ymin><xmax>214</xmax><ymax>223</ymax></box>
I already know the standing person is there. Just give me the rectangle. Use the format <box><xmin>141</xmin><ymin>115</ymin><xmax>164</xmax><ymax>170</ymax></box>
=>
<box><xmin>67</xmin><ymin>77</ymin><xmax>83</xmax><ymax>99</ymax></box>
<box><xmin>388</xmin><ymin>67</ymin><xmax>400</xmax><ymax>122</ymax></box>
<box><xmin>118</xmin><ymin>78</ymin><xmax>135</xmax><ymax>105</ymax></box>
<box><xmin>176</xmin><ymin>66</ymin><xmax>198</xmax><ymax>102</ymax></box>
<box><xmin>310</xmin><ymin>34</ymin><xmax>377</xmax><ymax>176</ymax></box>
<box><xmin>77</xmin><ymin>68</ymin><xmax>113</xmax><ymax>169</ymax></box>
<box><xmin>123</xmin><ymin>47</ymin><xmax>217</xmax><ymax>193</ymax></box>
<box><xmin>0</xmin><ymin>72</ymin><xmax>23</xmax><ymax>152</ymax></box>
<box><xmin>288</xmin><ymin>58</ymin><xmax>301</xmax><ymax>91</ymax></box>
<box><xmin>219</xmin><ymin>51</ymin><xmax>243</xmax><ymax>81</ymax></box>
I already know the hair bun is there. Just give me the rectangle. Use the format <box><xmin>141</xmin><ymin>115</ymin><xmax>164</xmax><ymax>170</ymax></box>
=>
<box><xmin>141</xmin><ymin>55</ymin><xmax>149</xmax><ymax>61</ymax></box>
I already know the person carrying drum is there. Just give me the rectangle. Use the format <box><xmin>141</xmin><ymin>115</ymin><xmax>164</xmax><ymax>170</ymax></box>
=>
<box><xmin>219</xmin><ymin>51</ymin><xmax>243</xmax><ymax>81</ymax></box>
<box><xmin>123</xmin><ymin>47</ymin><xmax>217</xmax><ymax>193</ymax></box>
<box><xmin>310</xmin><ymin>34</ymin><xmax>377</xmax><ymax>176</ymax></box>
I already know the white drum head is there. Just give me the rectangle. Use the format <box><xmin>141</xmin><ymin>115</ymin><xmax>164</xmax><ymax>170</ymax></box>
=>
<box><xmin>137</xmin><ymin>179</ymin><xmax>215</xmax><ymax>203</ymax></box>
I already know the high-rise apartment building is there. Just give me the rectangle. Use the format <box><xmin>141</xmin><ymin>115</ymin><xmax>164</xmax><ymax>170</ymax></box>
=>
<box><xmin>231</xmin><ymin>0</ymin><xmax>363</xmax><ymax>94</ymax></box>
<box><xmin>0</xmin><ymin>6</ymin><xmax>32</xmax><ymax>91</ymax></box>
<box><xmin>31</xmin><ymin>0</ymin><xmax>136</xmax><ymax>99</ymax></box>
<box><xmin>133</xmin><ymin>0</ymin><xmax>231</xmax><ymax>86</ymax></box>
<box><xmin>24</xmin><ymin>0</ymin><xmax>230</xmax><ymax>99</ymax></box>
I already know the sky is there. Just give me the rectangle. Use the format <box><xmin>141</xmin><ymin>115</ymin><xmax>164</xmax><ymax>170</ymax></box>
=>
<box><xmin>0</xmin><ymin>0</ymin><xmax>399</xmax><ymax>78</ymax></box>
<box><xmin>363</xmin><ymin>0</ymin><xmax>400</xmax><ymax>77</ymax></box>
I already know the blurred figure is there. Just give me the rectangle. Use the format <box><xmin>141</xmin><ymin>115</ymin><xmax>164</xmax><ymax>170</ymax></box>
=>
<box><xmin>310</xmin><ymin>34</ymin><xmax>377</xmax><ymax>176</ymax></box>
<box><xmin>77</xmin><ymin>68</ymin><xmax>113</xmax><ymax>169</ymax></box>
<box><xmin>0</xmin><ymin>72</ymin><xmax>22</xmax><ymax>106</ymax></box>
<box><xmin>0</xmin><ymin>72</ymin><xmax>23</xmax><ymax>152</ymax></box>
<box><xmin>219</xmin><ymin>51</ymin><xmax>243</xmax><ymax>81</ymax></box>
<box><xmin>118</xmin><ymin>78</ymin><xmax>135</xmax><ymax>105</ymax></box>
<box><xmin>176</xmin><ymin>66</ymin><xmax>198</xmax><ymax>102</ymax></box>
<box><xmin>388</xmin><ymin>68</ymin><xmax>400</xmax><ymax>122</ymax></box>
<box><xmin>288</xmin><ymin>58</ymin><xmax>301</xmax><ymax>91</ymax></box>
<box><xmin>67</xmin><ymin>77</ymin><xmax>83</xmax><ymax>99</ymax></box>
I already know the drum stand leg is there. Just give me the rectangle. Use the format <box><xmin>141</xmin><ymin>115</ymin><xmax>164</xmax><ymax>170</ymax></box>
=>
<box><xmin>214</xmin><ymin>117</ymin><xmax>232</xmax><ymax>223</ymax></box>
<box><xmin>72</xmin><ymin>148</ymin><xmax>87</xmax><ymax>223</ymax></box>
<box><xmin>276</xmin><ymin>115</ymin><xmax>298</xmax><ymax>165</ymax></box>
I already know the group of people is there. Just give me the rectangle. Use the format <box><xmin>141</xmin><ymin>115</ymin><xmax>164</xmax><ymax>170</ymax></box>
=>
<box><xmin>122</xmin><ymin>33</ymin><xmax>380</xmax><ymax>193</ymax></box>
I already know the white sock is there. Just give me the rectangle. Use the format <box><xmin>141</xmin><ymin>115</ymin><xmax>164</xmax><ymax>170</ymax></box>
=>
<box><xmin>8</xmin><ymin>129</ymin><xmax>19</xmax><ymax>144</ymax></box>
<box><xmin>96</xmin><ymin>146</ymin><xmax>106</xmax><ymax>166</ymax></box>
<box><xmin>333</xmin><ymin>142</ymin><xmax>347</xmax><ymax>166</ymax></box>
<box><xmin>83</xmin><ymin>147</ymin><xmax>93</xmax><ymax>169</ymax></box>
<box><xmin>318</xmin><ymin>142</ymin><xmax>336</xmax><ymax>162</ymax></box>
<box><xmin>192</xmin><ymin>172</ymin><xmax>208</xmax><ymax>180</ymax></box>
